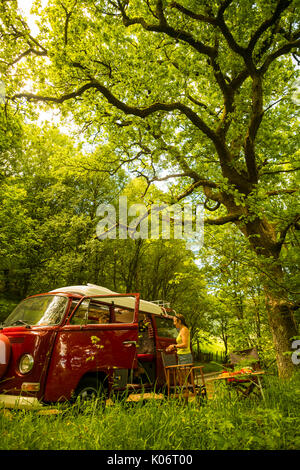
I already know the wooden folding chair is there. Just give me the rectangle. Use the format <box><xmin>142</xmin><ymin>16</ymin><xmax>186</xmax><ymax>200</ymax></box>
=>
<box><xmin>160</xmin><ymin>351</ymin><xmax>207</xmax><ymax>402</ymax></box>
<box><xmin>229</xmin><ymin>347</ymin><xmax>261</xmax><ymax>371</ymax></box>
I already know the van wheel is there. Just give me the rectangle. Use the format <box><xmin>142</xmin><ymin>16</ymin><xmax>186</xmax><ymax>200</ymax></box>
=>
<box><xmin>75</xmin><ymin>377</ymin><xmax>106</xmax><ymax>406</ymax></box>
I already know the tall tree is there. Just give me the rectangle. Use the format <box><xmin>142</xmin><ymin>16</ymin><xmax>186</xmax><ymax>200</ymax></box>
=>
<box><xmin>2</xmin><ymin>0</ymin><xmax>300</xmax><ymax>376</ymax></box>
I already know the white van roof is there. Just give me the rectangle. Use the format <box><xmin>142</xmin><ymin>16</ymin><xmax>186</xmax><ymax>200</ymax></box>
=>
<box><xmin>50</xmin><ymin>283</ymin><xmax>167</xmax><ymax>316</ymax></box>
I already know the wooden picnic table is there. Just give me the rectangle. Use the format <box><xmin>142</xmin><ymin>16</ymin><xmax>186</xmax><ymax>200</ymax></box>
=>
<box><xmin>211</xmin><ymin>370</ymin><xmax>265</xmax><ymax>400</ymax></box>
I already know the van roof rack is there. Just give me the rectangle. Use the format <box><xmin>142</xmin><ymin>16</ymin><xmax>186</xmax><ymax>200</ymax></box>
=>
<box><xmin>150</xmin><ymin>300</ymin><xmax>171</xmax><ymax>308</ymax></box>
<box><xmin>150</xmin><ymin>300</ymin><xmax>177</xmax><ymax>316</ymax></box>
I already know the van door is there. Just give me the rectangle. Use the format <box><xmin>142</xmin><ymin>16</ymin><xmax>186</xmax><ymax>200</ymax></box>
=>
<box><xmin>43</xmin><ymin>294</ymin><xmax>139</xmax><ymax>402</ymax></box>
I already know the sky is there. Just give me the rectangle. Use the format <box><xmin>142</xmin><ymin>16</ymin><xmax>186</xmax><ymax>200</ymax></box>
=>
<box><xmin>17</xmin><ymin>0</ymin><xmax>48</xmax><ymax>35</ymax></box>
<box><xmin>16</xmin><ymin>1</ymin><xmax>75</xmax><ymax>130</ymax></box>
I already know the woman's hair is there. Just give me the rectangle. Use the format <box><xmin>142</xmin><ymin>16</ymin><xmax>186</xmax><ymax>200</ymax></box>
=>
<box><xmin>175</xmin><ymin>314</ymin><xmax>188</xmax><ymax>327</ymax></box>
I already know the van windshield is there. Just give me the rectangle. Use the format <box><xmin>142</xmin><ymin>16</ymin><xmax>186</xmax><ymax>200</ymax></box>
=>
<box><xmin>3</xmin><ymin>295</ymin><xmax>68</xmax><ymax>327</ymax></box>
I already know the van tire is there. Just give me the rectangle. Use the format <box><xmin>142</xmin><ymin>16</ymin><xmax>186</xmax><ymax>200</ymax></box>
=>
<box><xmin>75</xmin><ymin>377</ymin><xmax>107</xmax><ymax>406</ymax></box>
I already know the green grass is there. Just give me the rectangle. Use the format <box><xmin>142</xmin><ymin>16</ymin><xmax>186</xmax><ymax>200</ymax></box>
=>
<box><xmin>191</xmin><ymin>360</ymin><xmax>224</xmax><ymax>374</ymax></box>
<box><xmin>198</xmin><ymin>343</ymin><xmax>225</xmax><ymax>354</ymax></box>
<box><xmin>1</xmin><ymin>373</ymin><xmax>299</xmax><ymax>450</ymax></box>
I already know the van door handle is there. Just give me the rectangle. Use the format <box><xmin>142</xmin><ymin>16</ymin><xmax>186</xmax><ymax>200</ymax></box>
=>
<box><xmin>123</xmin><ymin>340</ymin><xmax>137</xmax><ymax>346</ymax></box>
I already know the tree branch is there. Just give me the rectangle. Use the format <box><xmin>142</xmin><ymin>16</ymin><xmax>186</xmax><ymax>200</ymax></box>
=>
<box><xmin>158</xmin><ymin>142</ymin><xmax>220</xmax><ymax>189</ymax></box>
<box><xmin>216</xmin><ymin>2</ymin><xmax>247</xmax><ymax>59</ymax></box>
<box><xmin>247</xmin><ymin>0</ymin><xmax>292</xmax><ymax>54</ymax></box>
<box><xmin>276</xmin><ymin>214</ymin><xmax>300</xmax><ymax>251</ymax></box>
<box><xmin>3</xmin><ymin>48</ymin><xmax>47</xmax><ymax>67</ymax></box>
<box><xmin>12</xmin><ymin>78</ymin><xmax>222</xmax><ymax>146</ymax></box>
<box><xmin>267</xmin><ymin>189</ymin><xmax>298</xmax><ymax>196</ymax></box>
<box><xmin>118</xmin><ymin>2</ymin><xmax>217</xmax><ymax>58</ymax></box>
<box><xmin>261</xmin><ymin>167</ymin><xmax>300</xmax><ymax>176</ymax></box>
<box><xmin>185</xmin><ymin>93</ymin><xmax>219</xmax><ymax>120</ymax></box>
<box><xmin>176</xmin><ymin>180</ymin><xmax>219</xmax><ymax>202</ymax></box>
<box><xmin>204</xmin><ymin>199</ymin><xmax>221</xmax><ymax>212</ymax></box>
<box><xmin>243</xmin><ymin>75</ymin><xmax>263</xmax><ymax>183</ymax></box>
<box><xmin>260</xmin><ymin>38</ymin><xmax>300</xmax><ymax>74</ymax></box>
<box><xmin>169</xmin><ymin>2</ymin><xmax>217</xmax><ymax>25</ymax></box>
<box><xmin>204</xmin><ymin>213</ymin><xmax>241</xmax><ymax>225</ymax></box>
<box><xmin>13</xmin><ymin>79</ymin><xmax>250</xmax><ymax>192</ymax></box>
<box><xmin>12</xmin><ymin>82</ymin><xmax>97</xmax><ymax>104</ymax></box>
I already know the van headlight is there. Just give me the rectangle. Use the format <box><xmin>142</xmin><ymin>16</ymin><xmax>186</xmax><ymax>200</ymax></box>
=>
<box><xmin>19</xmin><ymin>354</ymin><xmax>34</xmax><ymax>374</ymax></box>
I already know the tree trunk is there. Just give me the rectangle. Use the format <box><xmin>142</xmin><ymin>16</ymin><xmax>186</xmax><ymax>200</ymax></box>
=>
<box><xmin>264</xmin><ymin>268</ymin><xmax>298</xmax><ymax>378</ymax></box>
<box><xmin>241</xmin><ymin>217</ymin><xmax>298</xmax><ymax>378</ymax></box>
<box><xmin>126</xmin><ymin>239</ymin><xmax>144</xmax><ymax>293</ymax></box>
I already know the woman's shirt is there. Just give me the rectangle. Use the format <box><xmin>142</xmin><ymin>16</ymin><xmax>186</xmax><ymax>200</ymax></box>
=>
<box><xmin>176</xmin><ymin>329</ymin><xmax>191</xmax><ymax>355</ymax></box>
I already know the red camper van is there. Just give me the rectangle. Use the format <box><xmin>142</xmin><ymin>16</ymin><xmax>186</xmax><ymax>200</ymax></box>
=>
<box><xmin>0</xmin><ymin>284</ymin><xmax>178</xmax><ymax>407</ymax></box>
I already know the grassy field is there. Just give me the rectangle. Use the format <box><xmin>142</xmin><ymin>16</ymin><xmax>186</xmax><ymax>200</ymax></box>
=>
<box><xmin>1</xmin><ymin>372</ymin><xmax>299</xmax><ymax>451</ymax></box>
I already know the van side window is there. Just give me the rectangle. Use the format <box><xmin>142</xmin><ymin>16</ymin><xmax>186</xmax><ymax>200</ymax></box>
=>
<box><xmin>69</xmin><ymin>299</ymin><xmax>110</xmax><ymax>325</ymax></box>
<box><xmin>69</xmin><ymin>301</ymin><xmax>88</xmax><ymax>325</ymax></box>
<box><xmin>155</xmin><ymin>317</ymin><xmax>178</xmax><ymax>338</ymax></box>
<box><xmin>87</xmin><ymin>302</ymin><xmax>110</xmax><ymax>324</ymax></box>
<box><xmin>114</xmin><ymin>308</ymin><xmax>134</xmax><ymax>323</ymax></box>
<box><xmin>69</xmin><ymin>298</ymin><xmax>135</xmax><ymax>324</ymax></box>
<box><xmin>68</xmin><ymin>300</ymin><xmax>80</xmax><ymax>317</ymax></box>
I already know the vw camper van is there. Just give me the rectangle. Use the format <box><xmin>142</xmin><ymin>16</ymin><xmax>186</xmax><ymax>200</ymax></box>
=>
<box><xmin>0</xmin><ymin>284</ymin><xmax>178</xmax><ymax>406</ymax></box>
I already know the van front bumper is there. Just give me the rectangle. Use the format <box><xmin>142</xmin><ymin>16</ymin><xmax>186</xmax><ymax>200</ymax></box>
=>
<box><xmin>0</xmin><ymin>394</ymin><xmax>43</xmax><ymax>409</ymax></box>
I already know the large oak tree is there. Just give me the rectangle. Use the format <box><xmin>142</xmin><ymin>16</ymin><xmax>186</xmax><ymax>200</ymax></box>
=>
<box><xmin>1</xmin><ymin>0</ymin><xmax>299</xmax><ymax>376</ymax></box>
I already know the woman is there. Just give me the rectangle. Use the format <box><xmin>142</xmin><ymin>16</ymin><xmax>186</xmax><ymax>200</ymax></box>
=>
<box><xmin>166</xmin><ymin>314</ymin><xmax>193</xmax><ymax>365</ymax></box>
